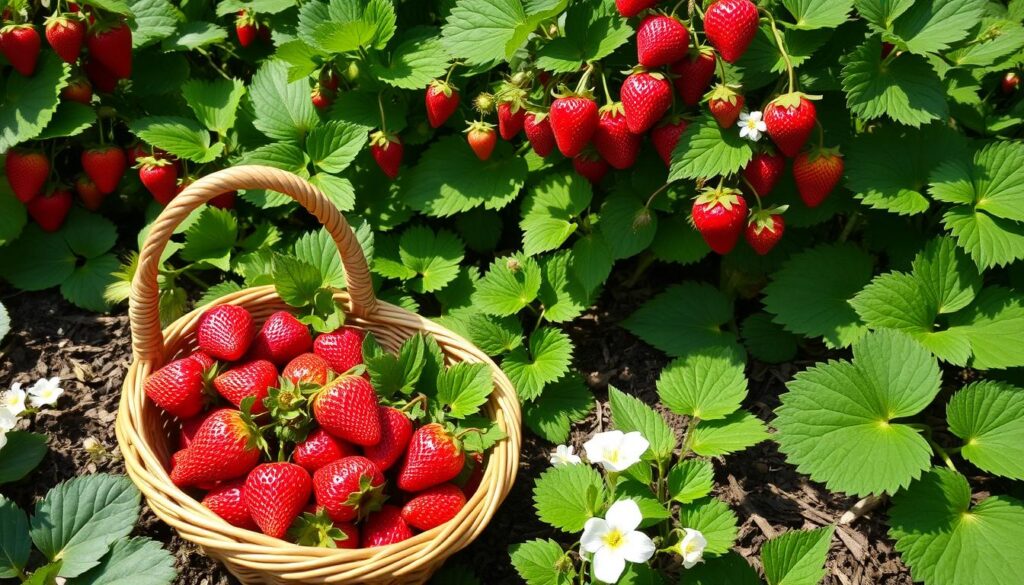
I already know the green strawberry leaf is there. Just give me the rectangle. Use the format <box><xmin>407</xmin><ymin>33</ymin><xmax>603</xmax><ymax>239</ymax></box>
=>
<box><xmin>162</xmin><ymin>21</ymin><xmax>228</xmax><ymax>51</ymax></box>
<box><xmin>522</xmin><ymin>374</ymin><xmax>593</xmax><ymax>443</ymax></box>
<box><xmin>535</xmin><ymin>1</ymin><xmax>632</xmax><ymax>72</ymax></box>
<box><xmin>532</xmin><ymin>463</ymin><xmax>606</xmax><ymax>533</ymax></box>
<box><xmin>369</xmin><ymin>27</ymin><xmax>451</xmax><ymax>90</ymax></box>
<box><xmin>689</xmin><ymin>411</ymin><xmax>770</xmax><ymax>457</ymax></box>
<box><xmin>595</xmin><ymin>192</ymin><xmax>658</xmax><ymax>260</ymax></box>
<box><xmin>887</xmin><ymin>0</ymin><xmax>984</xmax><ymax>55</ymax></box>
<box><xmin>538</xmin><ymin>251</ymin><xmax>589</xmax><ymax>323</ymax></box>
<box><xmin>762</xmin><ymin>526</ymin><xmax>835</xmax><ymax>585</ymax></box>
<box><xmin>182</xmin><ymin>78</ymin><xmax>246</xmax><ymax>135</ymax></box>
<box><xmin>436</xmin><ymin>361</ymin><xmax>492</xmax><ymax>419</ymax></box>
<box><xmin>657</xmin><ymin>347</ymin><xmax>747</xmax><ymax>421</ymax></box>
<box><xmin>946</xmin><ymin>286</ymin><xmax>1024</xmax><ymax>370</ymax></box>
<box><xmin>668</xmin><ymin>117</ymin><xmax>754</xmax><ymax>181</ymax></box>
<box><xmin>180</xmin><ymin>207</ymin><xmax>238</xmax><ymax>270</ymax></box>
<box><xmin>128</xmin><ymin>0</ymin><xmax>180</xmax><ymax>48</ymax></box>
<box><xmin>306</xmin><ymin>120</ymin><xmax>368</xmax><ymax>174</ymax></box>
<box><xmin>35</xmin><ymin>101</ymin><xmax>96</xmax><ymax>141</ymax></box>
<box><xmin>608</xmin><ymin>385</ymin><xmax>675</xmax><ymax>463</ymax></box>
<box><xmin>61</xmin><ymin>254</ymin><xmax>119</xmax><ymax>313</ymax></box>
<box><xmin>570</xmin><ymin>234</ymin><xmax>614</xmax><ymax>294</ymax></box>
<box><xmin>272</xmin><ymin>254</ymin><xmax>323</xmax><ymax>308</ymax></box>
<box><xmin>366</xmin><ymin>333</ymin><xmax>426</xmax><ymax>398</ymax></box>
<box><xmin>75</xmin><ymin>537</ymin><xmax>176</xmax><ymax>585</ymax></box>
<box><xmin>510</xmin><ymin>539</ymin><xmax>575</xmax><ymax>585</ymax></box>
<box><xmin>947</xmin><ymin>381</ymin><xmax>1024</xmax><ymax>480</ymax></box>
<box><xmin>677</xmin><ymin>498</ymin><xmax>739</xmax><ymax>556</ymax></box>
<box><xmin>0</xmin><ymin>495</ymin><xmax>29</xmax><ymax>578</ymax></box>
<box><xmin>249</xmin><ymin>59</ymin><xmax>320</xmax><ymax>142</ymax></box>
<box><xmin>783</xmin><ymin>0</ymin><xmax>854</xmax><ymax>29</ymax></box>
<box><xmin>502</xmin><ymin>327</ymin><xmax>573</xmax><ymax>401</ymax></box>
<box><xmin>841</xmin><ymin>37</ymin><xmax>947</xmax><ymax>127</ymax></box>
<box><xmin>237</xmin><ymin>143</ymin><xmax>310</xmax><ymax>208</ymax></box>
<box><xmin>624</xmin><ymin>282</ymin><xmax>742</xmax><ymax>358</ymax></box>
<box><xmin>667</xmin><ymin>459</ymin><xmax>714</xmax><ymax>504</ymax></box>
<box><xmin>473</xmin><ymin>253</ymin><xmax>542</xmax><ymax>316</ymax></box>
<box><xmin>397</xmin><ymin>226</ymin><xmax>465</xmax><ymax>293</ymax></box>
<box><xmin>0</xmin><ymin>52</ymin><xmax>70</xmax><ymax>151</ymax></box>
<box><xmin>0</xmin><ymin>226</ymin><xmax>76</xmax><ymax>291</ymax></box>
<box><xmin>520</xmin><ymin>171</ymin><xmax>592</xmax><ymax>257</ymax></box>
<box><xmin>686</xmin><ymin>552</ymin><xmax>760</xmax><ymax>585</ymax></box>
<box><xmin>741</xmin><ymin>312</ymin><xmax>800</xmax><ymax>364</ymax></box>
<box><xmin>0</xmin><ymin>431</ymin><xmax>47</xmax><ymax>485</ymax></box>
<box><xmin>129</xmin><ymin>116</ymin><xmax>225</xmax><ymax>163</ymax></box>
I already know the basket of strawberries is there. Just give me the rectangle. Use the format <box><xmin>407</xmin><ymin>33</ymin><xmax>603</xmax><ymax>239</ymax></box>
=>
<box><xmin>115</xmin><ymin>166</ymin><xmax>521</xmax><ymax>584</ymax></box>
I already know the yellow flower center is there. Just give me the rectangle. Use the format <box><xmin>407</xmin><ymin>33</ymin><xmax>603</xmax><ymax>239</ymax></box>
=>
<box><xmin>745</xmin><ymin>119</ymin><xmax>759</xmax><ymax>129</ymax></box>
<box><xmin>603</xmin><ymin>448</ymin><xmax>620</xmax><ymax>464</ymax></box>
<box><xmin>602</xmin><ymin>529</ymin><xmax>624</xmax><ymax>549</ymax></box>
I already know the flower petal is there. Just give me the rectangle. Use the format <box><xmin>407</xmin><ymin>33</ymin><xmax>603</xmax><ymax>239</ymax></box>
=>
<box><xmin>606</xmin><ymin>499</ymin><xmax>644</xmax><ymax>532</ymax></box>
<box><xmin>621</xmin><ymin>530</ymin><xmax>656</xmax><ymax>564</ymax></box>
<box><xmin>592</xmin><ymin>546</ymin><xmax>627</xmax><ymax>584</ymax></box>
<box><xmin>581</xmin><ymin>518</ymin><xmax>610</xmax><ymax>553</ymax></box>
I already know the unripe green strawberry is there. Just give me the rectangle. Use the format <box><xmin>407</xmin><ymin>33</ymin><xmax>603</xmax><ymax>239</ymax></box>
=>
<box><xmin>312</xmin><ymin>456</ymin><xmax>386</xmax><ymax>522</ymax></box>
<box><xmin>401</xmin><ymin>483</ymin><xmax>466</xmax><ymax>531</ymax></box>
<box><xmin>691</xmin><ymin>186</ymin><xmax>748</xmax><ymax>255</ymax></box>
<box><xmin>362</xmin><ymin>505</ymin><xmax>413</xmax><ymax>548</ymax></box>
<box><xmin>244</xmin><ymin>462</ymin><xmax>312</xmax><ymax>539</ymax></box>
<box><xmin>202</xmin><ymin>479</ymin><xmax>258</xmax><ymax>530</ymax></box>
<box><xmin>312</xmin><ymin>374</ymin><xmax>381</xmax><ymax>446</ymax></box>
<box><xmin>170</xmin><ymin>408</ymin><xmax>263</xmax><ymax>487</ymax></box>
<box><xmin>397</xmin><ymin>423</ymin><xmax>466</xmax><ymax>493</ymax></box>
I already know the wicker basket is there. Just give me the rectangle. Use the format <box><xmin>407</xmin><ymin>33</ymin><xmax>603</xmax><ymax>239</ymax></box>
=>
<box><xmin>116</xmin><ymin>165</ymin><xmax>522</xmax><ymax>584</ymax></box>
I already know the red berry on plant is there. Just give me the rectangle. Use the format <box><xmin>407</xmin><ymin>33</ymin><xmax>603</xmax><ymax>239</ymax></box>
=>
<box><xmin>671</xmin><ymin>46</ymin><xmax>717</xmax><ymax>106</ymax></box>
<box><xmin>5</xmin><ymin>149</ymin><xmax>50</xmax><ymax>203</ymax></box>
<box><xmin>61</xmin><ymin>76</ymin><xmax>92</xmax><ymax>104</ymax></box>
<box><xmin>83</xmin><ymin>57</ymin><xmax>119</xmax><ymax>93</ymax></box>
<box><xmin>370</xmin><ymin>131</ymin><xmax>403</xmax><ymax>180</ymax></box>
<box><xmin>593</xmin><ymin>103</ymin><xmax>642</xmax><ymax>170</ymax></box>
<box><xmin>311</xmin><ymin>85</ymin><xmax>333</xmax><ymax>110</ymax></box>
<box><xmin>793</xmin><ymin>147</ymin><xmax>844</xmax><ymax>208</ymax></box>
<box><xmin>745</xmin><ymin>208</ymin><xmax>786</xmax><ymax>255</ymax></box>
<box><xmin>235</xmin><ymin>11</ymin><xmax>257</xmax><ymax>47</ymax></box>
<box><xmin>466</xmin><ymin>122</ymin><xmax>498</xmax><ymax>161</ymax></box>
<box><xmin>1002</xmin><ymin>71</ymin><xmax>1020</xmax><ymax>95</ymax></box>
<box><xmin>81</xmin><ymin>145</ymin><xmax>127</xmax><ymax>194</ymax></box>
<box><xmin>691</xmin><ymin>186</ymin><xmax>748</xmax><ymax>255</ymax></box>
<box><xmin>703</xmin><ymin>0</ymin><xmax>759</xmax><ymax>63</ymax></box>
<box><xmin>549</xmin><ymin>95</ymin><xmax>600</xmax><ymax>158</ymax></box>
<box><xmin>636</xmin><ymin>15</ymin><xmax>688</xmax><ymax>67</ymax></box>
<box><xmin>621</xmin><ymin>71</ymin><xmax>673</xmax><ymax>134</ymax></box>
<box><xmin>742</xmin><ymin>151</ymin><xmax>786</xmax><ymax>197</ymax></box>
<box><xmin>75</xmin><ymin>175</ymin><xmax>105</xmax><ymax>211</ymax></box>
<box><xmin>137</xmin><ymin>157</ymin><xmax>179</xmax><ymax>205</ymax></box>
<box><xmin>44</xmin><ymin>15</ymin><xmax>85</xmax><ymax>63</ymax></box>
<box><xmin>27</xmin><ymin>189</ymin><xmax>73</xmax><ymax>233</ymax></box>
<box><xmin>86</xmin><ymin>20</ymin><xmax>132</xmax><ymax>78</ymax></box>
<box><xmin>615</xmin><ymin>0</ymin><xmax>658</xmax><ymax>18</ymax></box>
<box><xmin>650</xmin><ymin>116</ymin><xmax>687</xmax><ymax>167</ymax></box>
<box><xmin>523</xmin><ymin>111</ymin><xmax>556</xmax><ymax>157</ymax></box>
<box><xmin>497</xmin><ymin>101</ymin><xmax>526</xmax><ymax>140</ymax></box>
<box><xmin>572</xmin><ymin>151</ymin><xmax>610</xmax><ymax>184</ymax></box>
<box><xmin>763</xmin><ymin>93</ymin><xmax>817</xmax><ymax>158</ymax></box>
<box><xmin>425</xmin><ymin>80</ymin><xmax>460</xmax><ymax>128</ymax></box>
<box><xmin>0</xmin><ymin>25</ymin><xmax>41</xmax><ymax>76</ymax></box>
<box><xmin>708</xmin><ymin>84</ymin><xmax>745</xmax><ymax>128</ymax></box>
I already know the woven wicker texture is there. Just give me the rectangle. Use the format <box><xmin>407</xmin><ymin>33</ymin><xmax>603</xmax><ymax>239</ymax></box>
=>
<box><xmin>116</xmin><ymin>166</ymin><xmax>521</xmax><ymax>584</ymax></box>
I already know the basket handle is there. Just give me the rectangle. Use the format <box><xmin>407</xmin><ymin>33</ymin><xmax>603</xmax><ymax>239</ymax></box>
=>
<box><xmin>129</xmin><ymin>165</ymin><xmax>377</xmax><ymax>363</ymax></box>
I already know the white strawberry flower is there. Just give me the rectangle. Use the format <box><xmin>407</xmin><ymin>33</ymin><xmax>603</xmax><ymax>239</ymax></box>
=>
<box><xmin>1</xmin><ymin>383</ymin><xmax>26</xmax><ymax>417</ymax></box>
<box><xmin>671</xmin><ymin>527</ymin><xmax>709</xmax><ymax>569</ymax></box>
<box><xmin>550</xmin><ymin>444</ymin><xmax>582</xmax><ymax>467</ymax></box>
<box><xmin>29</xmin><ymin>377</ymin><xmax>64</xmax><ymax>408</ymax></box>
<box><xmin>0</xmin><ymin>406</ymin><xmax>16</xmax><ymax>432</ymax></box>
<box><xmin>738</xmin><ymin>111</ymin><xmax>767</xmax><ymax>142</ymax></box>
<box><xmin>580</xmin><ymin>499</ymin><xmax>655</xmax><ymax>583</ymax></box>
<box><xmin>583</xmin><ymin>430</ymin><xmax>649</xmax><ymax>473</ymax></box>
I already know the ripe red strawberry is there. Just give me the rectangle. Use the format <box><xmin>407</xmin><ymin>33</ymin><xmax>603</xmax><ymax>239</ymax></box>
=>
<box><xmin>144</xmin><ymin>357</ymin><xmax>208</xmax><ymax>418</ymax></box>
<box><xmin>370</xmin><ymin>131</ymin><xmax>403</xmax><ymax>180</ymax></box>
<box><xmin>81</xmin><ymin>145</ymin><xmax>126</xmax><ymax>194</ymax></box>
<box><xmin>763</xmin><ymin>93</ymin><xmax>817</xmax><ymax>157</ymax></box>
<box><xmin>294</xmin><ymin>428</ymin><xmax>357</xmax><ymax>472</ymax></box>
<box><xmin>621</xmin><ymin>71</ymin><xmax>672</xmax><ymax>134</ymax></box>
<box><xmin>650</xmin><ymin>117</ymin><xmax>687</xmax><ymax>167</ymax></box>
<box><xmin>313</xmin><ymin>327</ymin><xmax>364</xmax><ymax>374</ymax></box>
<box><xmin>235</xmin><ymin>11</ymin><xmax>257</xmax><ymax>47</ymax></box>
<box><xmin>362</xmin><ymin>505</ymin><xmax>413</xmax><ymax>548</ymax></box>
<box><xmin>210</xmin><ymin>190</ymin><xmax>236</xmax><ymax>209</ymax></box>
<box><xmin>0</xmin><ymin>25</ymin><xmax>40</xmax><ymax>76</ymax></box>
<box><xmin>202</xmin><ymin>480</ymin><xmax>258</xmax><ymax>530</ymax></box>
<box><xmin>691</xmin><ymin>186</ymin><xmax>748</xmax><ymax>255</ymax></box>
<box><xmin>1002</xmin><ymin>71</ymin><xmax>1020</xmax><ymax>95</ymax></box>
<box><xmin>244</xmin><ymin>462</ymin><xmax>312</xmax><ymax>539</ymax></box>
<box><xmin>311</xmin><ymin>86</ymin><xmax>333</xmax><ymax>110</ymax></box>
<box><xmin>320</xmin><ymin>67</ymin><xmax>339</xmax><ymax>92</ymax></box>
<box><xmin>636</xmin><ymin>15</ymin><xmax>688</xmax><ymax>67</ymax></box>
<box><xmin>593</xmin><ymin>103</ymin><xmax>641</xmax><ymax>170</ymax></box>
<box><xmin>283</xmin><ymin>352</ymin><xmax>329</xmax><ymax>385</ymax></box>
<box><xmin>44</xmin><ymin>15</ymin><xmax>85</xmax><ymax>63</ymax></box>
<box><xmin>742</xmin><ymin>151</ymin><xmax>785</xmax><ymax>197</ymax></box>
<box><xmin>312</xmin><ymin>374</ymin><xmax>381</xmax><ymax>446</ymax></box>
<box><xmin>708</xmin><ymin>85</ymin><xmax>745</xmax><ymax>128</ymax></box>
<box><xmin>197</xmin><ymin>304</ymin><xmax>255</xmax><ymax>361</ymax></box>
<box><xmin>573</xmin><ymin>151</ymin><xmax>609</xmax><ymax>184</ymax></box>
<box><xmin>671</xmin><ymin>46</ymin><xmax>716</xmax><ymax>106</ymax></box>
<box><xmin>178</xmin><ymin>411</ymin><xmax>210</xmax><ymax>450</ymax></box>
<box><xmin>466</xmin><ymin>122</ymin><xmax>497</xmax><ymax>161</ymax></box>
<box><xmin>213</xmin><ymin>360</ymin><xmax>277</xmax><ymax>413</ymax></box>
<box><xmin>425</xmin><ymin>80</ymin><xmax>460</xmax><ymax>128</ymax></box>
<box><xmin>127</xmin><ymin>142</ymin><xmax>148</xmax><ymax>165</ymax></box>
<box><xmin>248</xmin><ymin>310</ymin><xmax>312</xmax><ymax>366</ymax></box>
<box><xmin>615</xmin><ymin>0</ymin><xmax>658</xmax><ymax>17</ymax></box>
<box><xmin>189</xmin><ymin>351</ymin><xmax>216</xmax><ymax>371</ymax></box>
<box><xmin>497</xmin><ymin>101</ymin><xmax>526</xmax><ymax>140</ymax></box>
<box><xmin>362</xmin><ymin>406</ymin><xmax>412</xmax><ymax>471</ymax></box>
<box><xmin>137</xmin><ymin>158</ymin><xmax>178</xmax><ymax>204</ymax></box>
<box><xmin>86</xmin><ymin>21</ymin><xmax>132</xmax><ymax>78</ymax></box>
<box><xmin>793</xmin><ymin>147</ymin><xmax>844</xmax><ymax>208</ymax></box>
<box><xmin>523</xmin><ymin>111</ymin><xmax>556</xmax><ymax>157</ymax></box>
<box><xmin>27</xmin><ymin>189</ymin><xmax>73</xmax><ymax>232</ymax></box>
<box><xmin>73</xmin><ymin>175</ymin><xmax>104</xmax><ymax>210</ymax></box>
<box><xmin>83</xmin><ymin>57</ymin><xmax>118</xmax><ymax>92</ymax></box>
<box><xmin>61</xmin><ymin>76</ymin><xmax>92</xmax><ymax>104</ymax></box>
<box><xmin>704</xmin><ymin>0</ymin><xmax>759</xmax><ymax>63</ymax></box>
<box><xmin>745</xmin><ymin>208</ymin><xmax>786</xmax><ymax>255</ymax></box>
<box><xmin>334</xmin><ymin>522</ymin><xmax>360</xmax><ymax>548</ymax></box>
<box><xmin>401</xmin><ymin>483</ymin><xmax>466</xmax><ymax>531</ymax></box>
<box><xmin>312</xmin><ymin>456</ymin><xmax>386</xmax><ymax>522</ymax></box>
<box><xmin>5</xmin><ymin>149</ymin><xmax>50</xmax><ymax>203</ymax></box>
<box><xmin>397</xmin><ymin>423</ymin><xmax>466</xmax><ymax>493</ymax></box>
<box><xmin>549</xmin><ymin>95</ymin><xmax>599</xmax><ymax>158</ymax></box>
<box><xmin>170</xmin><ymin>408</ymin><xmax>263</xmax><ymax>486</ymax></box>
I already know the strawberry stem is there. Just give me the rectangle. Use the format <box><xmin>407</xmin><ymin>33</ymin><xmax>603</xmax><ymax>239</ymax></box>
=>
<box><xmin>574</xmin><ymin>63</ymin><xmax>595</xmax><ymax>95</ymax></box>
<box><xmin>399</xmin><ymin>393</ymin><xmax>428</xmax><ymax>414</ymax></box>
<box><xmin>377</xmin><ymin>92</ymin><xmax>388</xmax><ymax>134</ymax></box>
<box><xmin>740</xmin><ymin>175</ymin><xmax>764</xmax><ymax>210</ymax></box>
<box><xmin>644</xmin><ymin>182</ymin><xmax>672</xmax><ymax>210</ymax></box>
<box><xmin>815</xmin><ymin>119</ymin><xmax>825</xmax><ymax>149</ymax></box>
<box><xmin>444</xmin><ymin>61</ymin><xmax>462</xmax><ymax>84</ymax></box>
<box><xmin>599</xmin><ymin>70</ymin><xmax>613</xmax><ymax>106</ymax></box>
<box><xmin>762</xmin><ymin>10</ymin><xmax>796</xmax><ymax>94</ymax></box>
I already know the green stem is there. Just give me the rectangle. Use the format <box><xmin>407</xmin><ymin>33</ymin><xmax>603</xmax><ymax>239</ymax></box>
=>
<box><xmin>644</xmin><ymin>182</ymin><xmax>672</xmax><ymax>209</ymax></box>
<box><xmin>574</xmin><ymin>63</ymin><xmax>595</xmax><ymax>95</ymax></box>
<box><xmin>377</xmin><ymin>92</ymin><xmax>388</xmax><ymax>133</ymax></box>
<box><xmin>763</xmin><ymin>11</ymin><xmax>795</xmax><ymax>94</ymax></box>
<box><xmin>680</xmin><ymin>418</ymin><xmax>700</xmax><ymax>458</ymax></box>
<box><xmin>838</xmin><ymin>212</ymin><xmax>860</xmax><ymax>243</ymax></box>
<box><xmin>600</xmin><ymin>69</ymin><xmax>613</xmax><ymax>106</ymax></box>
<box><xmin>928</xmin><ymin>438</ymin><xmax>958</xmax><ymax>472</ymax></box>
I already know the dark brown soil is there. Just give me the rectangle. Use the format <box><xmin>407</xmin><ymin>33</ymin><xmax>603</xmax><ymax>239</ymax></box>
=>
<box><xmin>0</xmin><ymin>286</ymin><xmax>911</xmax><ymax>585</ymax></box>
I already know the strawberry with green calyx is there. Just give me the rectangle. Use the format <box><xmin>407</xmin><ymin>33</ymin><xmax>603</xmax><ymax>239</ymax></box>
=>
<box><xmin>742</xmin><ymin>150</ymin><xmax>785</xmax><ymax>197</ymax></box>
<box><xmin>144</xmin><ymin>356</ymin><xmax>216</xmax><ymax>418</ymax></box>
<box><xmin>594</xmin><ymin>102</ymin><xmax>642</xmax><ymax>170</ymax></box>
<box><xmin>362</xmin><ymin>505</ymin><xmax>413</xmax><ymax>548</ymax></box>
<box><xmin>82</xmin><ymin>144</ymin><xmax>126</xmax><ymax>194</ymax></box>
<box><xmin>621</xmin><ymin>70</ymin><xmax>672</xmax><ymax>134</ymax></box>
<box><xmin>5</xmin><ymin>149</ymin><xmax>50</xmax><ymax>203</ymax></box>
<box><xmin>235</xmin><ymin>10</ymin><xmax>257</xmax><ymax>47</ymax></box>
<box><xmin>244</xmin><ymin>462</ymin><xmax>312</xmax><ymax>539</ymax></box>
<box><xmin>0</xmin><ymin>24</ymin><xmax>40</xmax><ymax>76</ymax></box>
<box><xmin>213</xmin><ymin>360</ymin><xmax>278</xmax><ymax>414</ymax></box>
<box><xmin>745</xmin><ymin>206</ymin><xmax>787</xmax><ymax>255</ymax></box>
<box><xmin>401</xmin><ymin>483</ymin><xmax>467</xmax><ymax>531</ymax></box>
<box><xmin>363</xmin><ymin>404</ymin><xmax>414</xmax><ymax>472</ymax></box>
<box><xmin>319</xmin><ymin>66</ymin><xmax>340</xmax><ymax>92</ymax></box>
<box><xmin>650</xmin><ymin>116</ymin><xmax>687</xmax><ymax>167</ymax></box>
<box><xmin>763</xmin><ymin>92</ymin><xmax>819</xmax><ymax>157</ymax></box>
<box><xmin>170</xmin><ymin>401</ymin><xmax>267</xmax><ymax>487</ymax></box>
<box><xmin>496</xmin><ymin>87</ymin><xmax>527</xmax><ymax>140</ymax></box>
<box><xmin>636</xmin><ymin>14</ymin><xmax>688</xmax><ymax>67</ymax></box>
<box><xmin>671</xmin><ymin>46</ymin><xmax>716</xmax><ymax>106</ymax></box>
<box><xmin>1002</xmin><ymin>72</ymin><xmax>1020</xmax><ymax>95</ymax></box>
<box><xmin>313</xmin><ymin>455</ymin><xmax>387</xmax><ymax>523</ymax></box>
<box><xmin>311</xmin><ymin>369</ymin><xmax>382</xmax><ymax>446</ymax></box>
<box><xmin>311</xmin><ymin>85</ymin><xmax>333</xmax><ymax>110</ymax></box>
<box><xmin>202</xmin><ymin>480</ymin><xmax>258</xmax><ymax>530</ymax></box>
<box><xmin>704</xmin><ymin>0</ymin><xmax>759</xmax><ymax>63</ymax></box>
<box><xmin>248</xmin><ymin>310</ymin><xmax>313</xmax><ymax>366</ymax></box>
<box><xmin>61</xmin><ymin>76</ymin><xmax>93</xmax><ymax>104</ymax></box>
<box><xmin>691</xmin><ymin>186</ymin><xmax>748</xmax><ymax>255</ymax></box>
<box><xmin>289</xmin><ymin>508</ymin><xmax>359</xmax><ymax>549</ymax></box>
<box><xmin>294</xmin><ymin>428</ymin><xmax>357</xmax><ymax>472</ymax></box>
<box><xmin>283</xmin><ymin>352</ymin><xmax>329</xmax><ymax>385</ymax></box>
<box><xmin>86</xmin><ymin>19</ymin><xmax>132</xmax><ymax>78</ymax></box>
<box><xmin>793</xmin><ymin>146</ymin><xmax>843</xmax><ymax>208</ymax></box>
<box><xmin>136</xmin><ymin>156</ymin><xmax>179</xmax><ymax>205</ymax></box>
<box><xmin>370</xmin><ymin>130</ymin><xmax>403</xmax><ymax>180</ymax></box>
<box><xmin>549</xmin><ymin>80</ymin><xmax>600</xmax><ymax>157</ymax></box>
<box><xmin>44</xmin><ymin>14</ymin><xmax>85</xmax><ymax>63</ymax></box>
<box><xmin>197</xmin><ymin>304</ymin><xmax>255</xmax><ymax>362</ymax></box>
<box><xmin>707</xmin><ymin>84</ymin><xmax>745</xmax><ymax>128</ymax></box>
<box><xmin>523</xmin><ymin>111</ymin><xmax>556</xmax><ymax>157</ymax></box>
<box><xmin>75</xmin><ymin>175</ymin><xmax>105</xmax><ymax>210</ymax></box>
<box><xmin>313</xmin><ymin>327</ymin><xmax>364</xmax><ymax>374</ymax></box>
<box><xmin>465</xmin><ymin>121</ymin><xmax>498</xmax><ymax>161</ymax></box>
<box><xmin>397</xmin><ymin>423</ymin><xmax>476</xmax><ymax>493</ymax></box>
<box><xmin>27</xmin><ymin>189</ymin><xmax>73</xmax><ymax>232</ymax></box>
<box><xmin>425</xmin><ymin>79</ymin><xmax>460</xmax><ymax>128</ymax></box>
<box><xmin>572</xmin><ymin>150</ymin><xmax>609</xmax><ymax>184</ymax></box>
<box><xmin>262</xmin><ymin>378</ymin><xmax>315</xmax><ymax>446</ymax></box>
